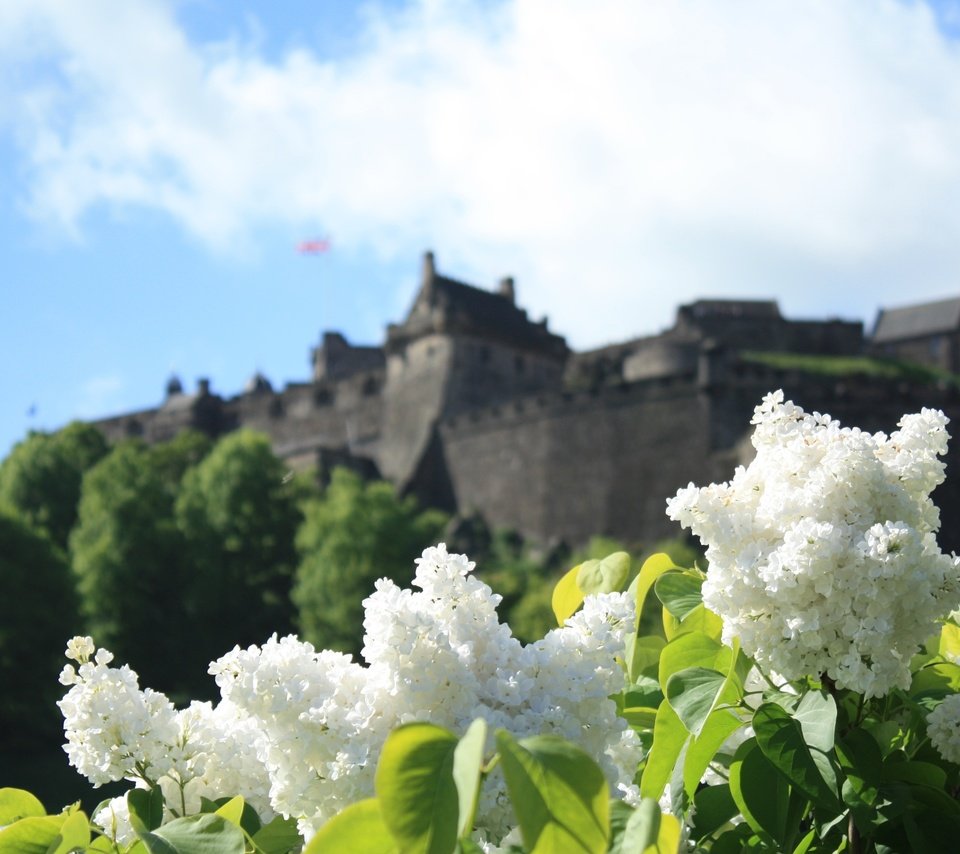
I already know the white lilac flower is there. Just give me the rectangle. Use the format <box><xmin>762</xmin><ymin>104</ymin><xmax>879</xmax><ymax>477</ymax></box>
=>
<box><xmin>158</xmin><ymin>700</ymin><xmax>274</xmax><ymax>821</ymax></box>
<box><xmin>210</xmin><ymin>636</ymin><xmax>383</xmax><ymax>836</ymax></box>
<box><xmin>65</xmin><ymin>636</ymin><xmax>95</xmax><ymax>663</ymax></box>
<box><xmin>667</xmin><ymin>391</ymin><xmax>960</xmax><ymax>698</ymax></box>
<box><xmin>927</xmin><ymin>693</ymin><xmax>960</xmax><ymax>765</ymax></box>
<box><xmin>58</xmin><ymin>640</ymin><xmax>272</xmax><ymax>816</ymax></box>
<box><xmin>92</xmin><ymin>794</ymin><xmax>137</xmax><ymax>847</ymax></box>
<box><xmin>209</xmin><ymin>544</ymin><xmax>641</xmax><ymax>843</ymax></box>
<box><xmin>64</xmin><ymin>545</ymin><xmax>641</xmax><ymax>846</ymax></box>
<box><xmin>57</xmin><ymin>643</ymin><xmax>179</xmax><ymax>786</ymax></box>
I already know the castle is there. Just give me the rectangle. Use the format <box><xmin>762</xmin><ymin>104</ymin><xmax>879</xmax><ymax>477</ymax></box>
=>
<box><xmin>91</xmin><ymin>253</ymin><xmax>960</xmax><ymax>550</ymax></box>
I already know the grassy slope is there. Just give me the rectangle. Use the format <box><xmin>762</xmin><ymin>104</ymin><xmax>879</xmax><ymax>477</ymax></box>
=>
<box><xmin>740</xmin><ymin>351</ymin><xmax>960</xmax><ymax>387</ymax></box>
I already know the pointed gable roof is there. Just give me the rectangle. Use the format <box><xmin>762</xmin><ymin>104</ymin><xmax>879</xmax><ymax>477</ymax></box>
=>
<box><xmin>873</xmin><ymin>296</ymin><xmax>960</xmax><ymax>343</ymax></box>
<box><xmin>387</xmin><ymin>251</ymin><xmax>568</xmax><ymax>357</ymax></box>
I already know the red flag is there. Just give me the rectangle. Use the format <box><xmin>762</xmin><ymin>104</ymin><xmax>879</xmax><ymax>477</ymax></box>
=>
<box><xmin>297</xmin><ymin>237</ymin><xmax>331</xmax><ymax>254</ymax></box>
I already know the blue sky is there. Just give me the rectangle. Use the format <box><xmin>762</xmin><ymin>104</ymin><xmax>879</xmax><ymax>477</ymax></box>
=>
<box><xmin>3</xmin><ymin>0</ymin><xmax>960</xmax><ymax>458</ymax></box>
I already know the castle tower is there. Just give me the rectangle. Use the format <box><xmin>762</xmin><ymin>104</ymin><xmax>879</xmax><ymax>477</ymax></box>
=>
<box><xmin>377</xmin><ymin>251</ymin><xmax>568</xmax><ymax>505</ymax></box>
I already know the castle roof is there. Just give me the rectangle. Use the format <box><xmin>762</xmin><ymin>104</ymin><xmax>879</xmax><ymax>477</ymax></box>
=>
<box><xmin>873</xmin><ymin>297</ymin><xmax>960</xmax><ymax>343</ymax></box>
<box><xmin>388</xmin><ymin>251</ymin><xmax>568</xmax><ymax>357</ymax></box>
<box><xmin>244</xmin><ymin>372</ymin><xmax>273</xmax><ymax>394</ymax></box>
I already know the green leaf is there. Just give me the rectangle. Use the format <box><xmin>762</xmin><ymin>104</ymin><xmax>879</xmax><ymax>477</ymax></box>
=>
<box><xmin>0</xmin><ymin>789</ymin><xmax>46</xmax><ymax>824</ymax></box>
<box><xmin>46</xmin><ymin>810</ymin><xmax>91</xmax><ymax>854</ymax></box>
<box><xmin>495</xmin><ymin>730</ymin><xmax>609</xmax><ymax>854</ymax></box>
<box><xmin>710</xmin><ymin>823</ymin><xmax>759</xmax><ymax>853</ymax></box>
<box><xmin>214</xmin><ymin>796</ymin><xmax>244</xmax><ymax>827</ymax></box>
<box><xmin>624</xmin><ymin>635</ymin><xmax>666</xmax><ymax>684</ymax></box>
<box><xmin>552</xmin><ymin>564</ymin><xmax>586</xmax><ymax>625</ymax></box>
<box><xmin>729</xmin><ymin>739</ymin><xmax>793</xmax><ymax>849</ymax></box>
<box><xmin>882</xmin><ymin>760</ymin><xmax>948</xmax><ymax>790</ymax></box>
<box><xmin>691</xmin><ymin>784</ymin><xmax>738</xmax><ymax>841</ymax></box>
<box><xmin>628</xmin><ymin>553</ymin><xmax>680</xmax><ymax>622</ymax></box>
<box><xmin>639</xmin><ymin>701</ymin><xmax>689</xmax><ymax>801</ymax></box>
<box><xmin>613</xmin><ymin>675</ymin><xmax>664</xmax><ymax>729</ymax></box>
<box><xmin>911</xmin><ymin>662</ymin><xmax>960</xmax><ymax>697</ymax></box>
<box><xmin>139</xmin><ymin>814</ymin><xmax>246</xmax><ymax>854</ymax></box>
<box><xmin>864</xmin><ymin>719</ymin><xmax>902</xmax><ymax>759</ymax></box>
<box><xmin>792</xmin><ymin>690</ymin><xmax>837</xmax><ymax>755</ymax></box>
<box><xmin>304</xmin><ymin>800</ymin><xmax>397</xmax><ymax>853</ymax></box>
<box><xmin>623</xmin><ymin>799</ymin><xmax>661</xmax><ymax>852</ymax></box>
<box><xmin>662</xmin><ymin>603</ymin><xmax>724</xmax><ymax>641</ymax></box>
<box><xmin>655</xmin><ymin>572</ymin><xmax>703</xmax><ymax>621</ymax></box>
<box><xmin>939</xmin><ymin>621</ymin><xmax>960</xmax><ymax>660</ymax></box>
<box><xmin>836</xmin><ymin>729</ymin><xmax>883</xmax><ymax>820</ymax></box>
<box><xmin>791</xmin><ymin>689</ymin><xmax>839</xmax><ymax>802</ymax></box>
<box><xmin>576</xmin><ymin>552</ymin><xmax>630</xmax><ymax>595</ymax></box>
<box><xmin>250</xmin><ymin>815</ymin><xmax>302</xmax><ymax>854</ymax></box>
<box><xmin>607</xmin><ymin>801</ymin><xmax>633</xmax><ymax>854</ymax></box>
<box><xmin>658</xmin><ymin>632</ymin><xmax>731</xmax><ymax>692</ymax></box>
<box><xmin>89</xmin><ymin>835</ymin><xmax>119</xmax><ymax>852</ymax></box>
<box><xmin>619</xmin><ymin>706</ymin><xmax>659</xmax><ymax>730</ymax></box>
<box><xmin>453</xmin><ymin>718</ymin><xmax>487</xmax><ymax>838</ymax></box>
<box><xmin>621</xmin><ymin>674</ymin><xmax>663</xmax><ymax>706</ymax></box>
<box><xmin>666</xmin><ymin>667</ymin><xmax>728</xmax><ymax>737</ymax></box>
<box><xmin>791</xmin><ymin>829</ymin><xmax>817</xmax><ymax>853</ymax></box>
<box><xmin>0</xmin><ymin>816</ymin><xmax>65</xmax><ymax>854</ymax></box>
<box><xmin>212</xmin><ymin>796</ymin><xmax>262</xmax><ymax>838</ymax></box>
<box><xmin>753</xmin><ymin>702</ymin><xmax>841</xmax><ymax>811</ymax></box>
<box><xmin>608</xmin><ymin>799</ymin><xmax>658</xmax><ymax>854</ymax></box>
<box><xmin>128</xmin><ymin>787</ymin><xmax>165</xmax><ymax>834</ymax></box>
<box><xmin>375</xmin><ymin>722</ymin><xmax>460</xmax><ymax>854</ymax></box>
<box><xmin>647</xmin><ymin>811</ymin><xmax>682</xmax><ymax>853</ymax></box>
<box><xmin>681</xmin><ymin>710</ymin><xmax>745</xmax><ymax>798</ymax></box>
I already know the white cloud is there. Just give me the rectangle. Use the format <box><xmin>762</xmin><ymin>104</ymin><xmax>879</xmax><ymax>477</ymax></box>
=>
<box><xmin>3</xmin><ymin>0</ymin><xmax>960</xmax><ymax>346</ymax></box>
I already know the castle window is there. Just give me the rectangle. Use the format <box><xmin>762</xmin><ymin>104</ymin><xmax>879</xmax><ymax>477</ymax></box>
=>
<box><xmin>515</xmin><ymin>355</ymin><xmax>526</xmax><ymax>373</ymax></box>
<box><xmin>929</xmin><ymin>336</ymin><xmax>943</xmax><ymax>359</ymax></box>
<box><xmin>362</xmin><ymin>376</ymin><xmax>380</xmax><ymax>396</ymax></box>
<box><xmin>479</xmin><ymin>346</ymin><xmax>491</xmax><ymax>364</ymax></box>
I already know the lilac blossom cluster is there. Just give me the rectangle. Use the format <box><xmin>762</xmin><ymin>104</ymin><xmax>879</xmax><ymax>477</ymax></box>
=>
<box><xmin>927</xmin><ymin>692</ymin><xmax>960</xmax><ymax>765</ymax></box>
<box><xmin>667</xmin><ymin>391</ymin><xmax>960</xmax><ymax>697</ymax></box>
<box><xmin>59</xmin><ymin>545</ymin><xmax>641</xmax><ymax>846</ymax></box>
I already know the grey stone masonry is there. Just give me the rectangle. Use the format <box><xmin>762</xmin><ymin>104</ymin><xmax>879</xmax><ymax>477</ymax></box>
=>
<box><xmin>89</xmin><ymin>253</ymin><xmax>960</xmax><ymax>551</ymax></box>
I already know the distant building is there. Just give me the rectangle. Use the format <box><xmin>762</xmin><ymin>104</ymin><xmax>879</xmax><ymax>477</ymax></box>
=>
<box><xmin>90</xmin><ymin>253</ymin><xmax>960</xmax><ymax>550</ymax></box>
<box><xmin>871</xmin><ymin>296</ymin><xmax>960</xmax><ymax>374</ymax></box>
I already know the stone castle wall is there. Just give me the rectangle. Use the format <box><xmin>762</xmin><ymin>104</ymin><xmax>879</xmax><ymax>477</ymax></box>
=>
<box><xmin>440</xmin><ymin>376</ymin><xmax>711</xmax><ymax>546</ymax></box>
<box><xmin>88</xmin><ymin>255</ymin><xmax>960</xmax><ymax>552</ymax></box>
<box><xmin>439</xmin><ymin>355</ymin><xmax>960</xmax><ymax>551</ymax></box>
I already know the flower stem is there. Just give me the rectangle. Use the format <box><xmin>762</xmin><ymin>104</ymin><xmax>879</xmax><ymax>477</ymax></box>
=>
<box><xmin>848</xmin><ymin>812</ymin><xmax>862</xmax><ymax>854</ymax></box>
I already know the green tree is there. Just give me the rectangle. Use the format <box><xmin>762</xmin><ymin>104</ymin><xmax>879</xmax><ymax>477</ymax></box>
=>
<box><xmin>70</xmin><ymin>440</ymin><xmax>193</xmax><ymax>694</ymax></box>
<box><xmin>0</xmin><ymin>510</ymin><xmax>79</xmax><ymax>747</ymax></box>
<box><xmin>148</xmin><ymin>429</ymin><xmax>212</xmax><ymax>490</ymax></box>
<box><xmin>293</xmin><ymin>468</ymin><xmax>448</xmax><ymax>656</ymax></box>
<box><xmin>475</xmin><ymin>529</ymin><xmax>558</xmax><ymax>643</ymax></box>
<box><xmin>0</xmin><ymin>422</ymin><xmax>108</xmax><ymax>549</ymax></box>
<box><xmin>176</xmin><ymin>430</ymin><xmax>302</xmax><ymax>665</ymax></box>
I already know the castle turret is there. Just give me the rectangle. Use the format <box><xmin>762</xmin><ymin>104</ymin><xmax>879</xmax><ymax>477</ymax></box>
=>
<box><xmin>378</xmin><ymin>252</ymin><xmax>568</xmax><ymax>505</ymax></box>
<box><xmin>165</xmin><ymin>374</ymin><xmax>183</xmax><ymax>398</ymax></box>
<box><xmin>422</xmin><ymin>250</ymin><xmax>436</xmax><ymax>290</ymax></box>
